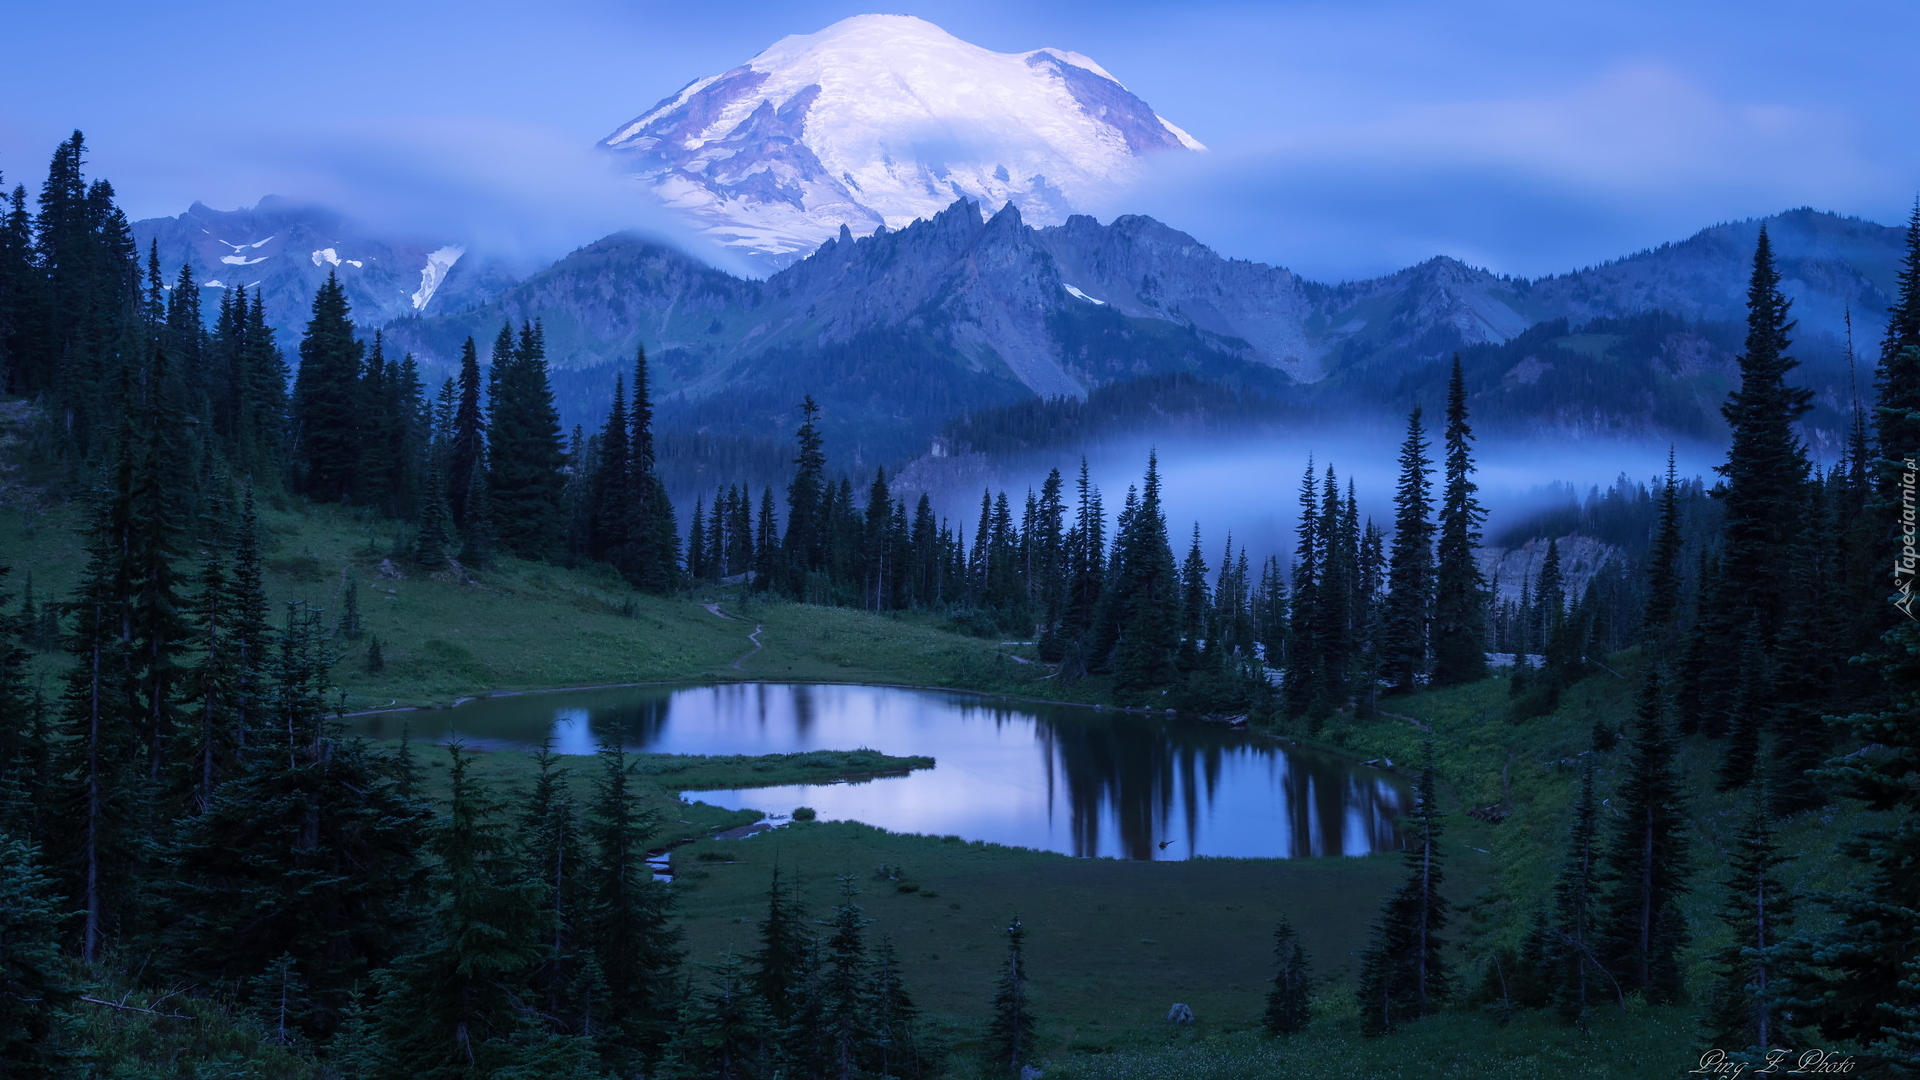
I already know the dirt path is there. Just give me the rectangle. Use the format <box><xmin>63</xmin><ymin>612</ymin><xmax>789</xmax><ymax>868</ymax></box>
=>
<box><xmin>700</xmin><ymin>602</ymin><xmax>764</xmax><ymax>671</ymax></box>
<box><xmin>733</xmin><ymin>624</ymin><xmax>765</xmax><ymax>671</ymax></box>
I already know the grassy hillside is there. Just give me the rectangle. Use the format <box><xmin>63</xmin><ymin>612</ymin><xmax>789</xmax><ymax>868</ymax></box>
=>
<box><xmin>0</xmin><ymin>493</ymin><xmax>1057</xmax><ymax>710</ymax></box>
<box><xmin>1</xmin><ymin>487</ymin><xmax>1872</xmax><ymax>1077</ymax></box>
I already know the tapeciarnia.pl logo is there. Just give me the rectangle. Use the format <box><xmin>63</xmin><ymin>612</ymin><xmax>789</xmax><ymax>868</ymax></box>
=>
<box><xmin>1899</xmin><ymin>457</ymin><xmax>1919</xmax><ymax>621</ymax></box>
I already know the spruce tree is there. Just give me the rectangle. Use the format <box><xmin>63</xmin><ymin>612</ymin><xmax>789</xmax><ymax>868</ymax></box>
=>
<box><xmin>985</xmin><ymin>917</ymin><xmax>1035</xmax><ymax>1076</ymax></box>
<box><xmin>1795</xmin><ymin>617</ymin><xmax>1920</xmax><ymax>1053</ymax></box>
<box><xmin>785</xmin><ymin>397</ymin><xmax>829</xmax><ymax>596</ymax></box>
<box><xmin>1713</xmin><ymin>226</ymin><xmax>1812</xmax><ymax>642</ymax></box>
<box><xmin>1704</xmin><ymin>787</ymin><xmax>1795</xmax><ymax>1055</ymax></box>
<box><xmin>662</xmin><ymin>953</ymin><xmax>771</xmax><ymax>1080</ymax></box>
<box><xmin>1382</xmin><ymin>407</ymin><xmax>1434</xmax><ymax>692</ymax></box>
<box><xmin>487</xmin><ymin>321</ymin><xmax>567</xmax><ymax>560</ymax></box>
<box><xmin>414</xmin><ymin>458</ymin><xmax>453</xmax><ymax>569</ymax></box>
<box><xmin>868</xmin><ymin>935</ymin><xmax>921</xmax><ymax>1079</ymax></box>
<box><xmin>1642</xmin><ymin>449</ymin><xmax>1684</xmax><ymax>634</ymax></box>
<box><xmin>448</xmin><ymin>337</ymin><xmax>485</xmax><ymax>530</ymax></box>
<box><xmin>820</xmin><ymin>875</ymin><xmax>874</xmax><ymax>1080</ymax></box>
<box><xmin>1874</xmin><ymin>203</ymin><xmax>1920</xmax><ymax>479</ymax></box>
<box><xmin>1548</xmin><ymin>757</ymin><xmax>1612</xmax><ymax>1024</ymax></box>
<box><xmin>458</xmin><ymin>465</ymin><xmax>495</xmax><ymax>569</ymax></box>
<box><xmin>1262</xmin><ymin>916</ymin><xmax>1312</xmax><ymax>1035</ymax></box>
<box><xmin>584</xmin><ymin>743</ymin><xmax>681</xmax><ymax>1069</ymax></box>
<box><xmin>752</xmin><ymin>865</ymin><xmax>811</xmax><ymax>1035</ymax></box>
<box><xmin>1431</xmin><ymin>357</ymin><xmax>1488</xmax><ymax>685</ymax></box>
<box><xmin>1597</xmin><ymin>667</ymin><xmax>1690</xmax><ymax>1003</ymax></box>
<box><xmin>0</xmin><ymin>834</ymin><xmax>76</xmax><ymax>1075</ymax></box>
<box><xmin>165</xmin><ymin>607</ymin><xmax>428</xmax><ymax>1034</ymax></box>
<box><xmin>381</xmin><ymin>744</ymin><xmax>542</xmax><ymax>1077</ymax></box>
<box><xmin>1111</xmin><ymin>452</ymin><xmax>1180</xmax><ymax>696</ymax></box>
<box><xmin>1283</xmin><ymin>458</ymin><xmax>1321</xmax><ymax>714</ymax></box>
<box><xmin>290</xmin><ymin>272</ymin><xmax>363</xmax><ymax>502</ymax></box>
<box><xmin>1355</xmin><ymin>735</ymin><xmax>1450</xmax><ymax>1033</ymax></box>
<box><xmin>519</xmin><ymin>744</ymin><xmax>593</xmax><ymax>1036</ymax></box>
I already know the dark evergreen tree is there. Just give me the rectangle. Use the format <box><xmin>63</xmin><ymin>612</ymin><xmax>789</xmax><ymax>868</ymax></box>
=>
<box><xmin>1597</xmin><ymin>667</ymin><xmax>1690</xmax><ymax>1003</ymax></box>
<box><xmin>1431</xmin><ymin>357</ymin><xmax>1488</xmax><ymax>685</ymax></box>
<box><xmin>785</xmin><ymin>397</ymin><xmax>829</xmax><ymax>597</ymax></box>
<box><xmin>166</xmin><ymin>606</ymin><xmax>428</xmax><ymax>1034</ymax></box>
<box><xmin>1382</xmin><ymin>408</ymin><xmax>1434</xmax><ymax>692</ymax></box>
<box><xmin>751</xmin><ymin>865</ymin><xmax>810</xmax><ymax>1035</ymax></box>
<box><xmin>626</xmin><ymin>347</ymin><xmax>680</xmax><ymax>593</ymax></box>
<box><xmin>1283</xmin><ymin>458</ymin><xmax>1321</xmax><ymax>715</ymax></box>
<box><xmin>487</xmin><ymin>322</ymin><xmax>567</xmax><ymax>560</ymax></box>
<box><xmin>867</xmin><ymin>935</ymin><xmax>922</xmax><ymax>1079</ymax></box>
<box><xmin>290</xmin><ymin>273</ymin><xmax>363</xmax><ymax>502</ymax></box>
<box><xmin>458</xmin><ymin>465</ymin><xmax>494</xmax><ymax>569</ymax></box>
<box><xmin>1262</xmin><ymin>915</ymin><xmax>1312</xmax><ymax>1035</ymax></box>
<box><xmin>414</xmin><ymin>458</ymin><xmax>453</xmax><ymax>569</ymax></box>
<box><xmin>1704</xmin><ymin>788</ymin><xmax>1795</xmax><ymax>1056</ymax></box>
<box><xmin>1355</xmin><ymin>735</ymin><xmax>1450</xmax><ymax>1033</ymax></box>
<box><xmin>519</xmin><ymin>744</ymin><xmax>594</xmax><ymax>1037</ymax></box>
<box><xmin>1548</xmin><ymin>757</ymin><xmax>1612</xmax><ymax>1024</ymax></box>
<box><xmin>820</xmin><ymin>875</ymin><xmax>873</xmax><ymax>1080</ymax></box>
<box><xmin>1794</xmin><ymin>616</ymin><xmax>1920</xmax><ymax>1056</ymax></box>
<box><xmin>1642</xmin><ymin>449</ymin><xmax>1684</xmax><ymax>634</ymax></box>
<box><xmin>662</xmin><ymin>953</ymin><xmax>771</xmax><ymax>1080</ymax></box>
<box><xmin>0</xmin><ymin>834</ymin><xmax>76</xmax><ymax>1075</ymax></box>
<box><xmin>985</xmin><ymin>917</ymin><xmax>1035</xmax><ymax>1076</ymax></box>
<box><xmin>380</xmin><ymin>743</ymin><xmax>542</xmax><ymax>1078</ymax></box>
<box><xmin>583</xmin><ymin>743</ymin><xmax>681</xmax><ymax>1069</ymax></box>
<box><xmin>448</xmin><ymin>337</ymin><xmax>485</xmax><ymax>531</ymax></box>
<box><xmin>1874</xmin><ymin>203</ymin><xmax>1920</xmax><ymax>484</ymax></box>
<box><xmin>1109</xmin><ymin>453</ymin><xmax>1180</xmax><ymax>696</ymax></box>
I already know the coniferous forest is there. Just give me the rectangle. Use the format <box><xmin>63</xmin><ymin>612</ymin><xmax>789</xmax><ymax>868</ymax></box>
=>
<box><xmin>1</xmin><ymin>133</ymin><xmax>1919</xmax><ymax>1077</ymax></box>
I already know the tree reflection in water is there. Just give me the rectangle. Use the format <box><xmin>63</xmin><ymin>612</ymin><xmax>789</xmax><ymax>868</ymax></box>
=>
<box><xmin>353</xmin><ymin>683</ymin><xmax>1408</xmax><ymax>860</ymax></box>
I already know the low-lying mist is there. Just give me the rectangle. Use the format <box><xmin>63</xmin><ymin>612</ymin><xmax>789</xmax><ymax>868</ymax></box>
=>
<box><xmin>891</xmin><ymin>427</ymin><xmax>1725</xmax><ymax>568</ymax></box>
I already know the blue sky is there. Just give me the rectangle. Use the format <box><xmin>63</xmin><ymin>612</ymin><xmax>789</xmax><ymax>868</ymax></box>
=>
<box><xmin>1</xmin><ymin>0</ymin><xmax>1912</xmax><ymax>281</ymax></box>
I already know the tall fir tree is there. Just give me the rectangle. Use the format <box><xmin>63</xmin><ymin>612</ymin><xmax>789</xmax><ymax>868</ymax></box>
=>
<box><xmin>486</xmin><ymin>322</ymin><xmax>567</xmax><ymax>560</ymax></box>
<box><xmin>290</xmin><ymin>273</ymin><xmax>363</xmax><ymax>502</ymax></box>
<box><xmin>380</xmin><ymin>744</ymin><xmax>542</xmax><ymax>1078</ymax></box>
<box><xmin>1263</xmin><ymin>916</ymin><xmax>1312</xmax><ymax>1035</ymax></box>
<box><xmin>1431</xmin><ymin>357</ymin><xmax>1488</xmax><ymax>685</ymax></box>
<box><xmin>1642</xmin><ymin>449</ymin><xmax>1685</xmax><ymax>634</ymax></box>
<box><xmin>1355</xmin><ymin>734</ymin><xmax>1450</xmax><ymax>1033</ymax></box>
<box><xmin>1382</xmin><ymin>407</ymin><xmax>1434</xmax><ymax>692</ymax></box>
<box><xmin>985</xmin><ymin>917</ymin><xmax>1035</xmax><ymax>1076</ymax></box>
<box><xmin>584</xmin><ymin>744</ymin><xmax>682</xmax><ymax>1070</ymax></box>
<box><xmin>1705</xmin><ymin>787</ymin><xmax>1795</xmax><ymax>1056</ymax></box>
<box><xmin>448</xmin><ymin>337</ymin><xmax>485</xmax><ymax>531</ymax></box>
<box><xmin>1597</xmin><ymin>667</ymin><xmax>1691</xmax><ymax>1003</ymax></box>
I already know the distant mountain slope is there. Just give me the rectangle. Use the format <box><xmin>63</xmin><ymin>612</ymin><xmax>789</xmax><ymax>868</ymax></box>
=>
<box><xmin>599</xmin><ymin>14</ymin><xmax>1202</xmax><ymax>270</ymax></box>
<box><xmin>130</xmin><ymin>198</ymin><xmax>522</xmax><ymax>335</ymax></box>
<box><xmin>384</xmin><ymin>201</ymin><xmax>1897</xmax><ymax>461</ymax></box>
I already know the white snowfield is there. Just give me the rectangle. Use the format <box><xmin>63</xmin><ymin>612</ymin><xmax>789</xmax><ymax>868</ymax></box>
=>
<box><xmin>411</xmin><ymin>245</ymin><xmax>465</xmax><ymax>312</ymax></box>
<box><xmin>600</xmin><ymin>14</ymin><xmax>1203</xmax><ymax>267</ymax></box>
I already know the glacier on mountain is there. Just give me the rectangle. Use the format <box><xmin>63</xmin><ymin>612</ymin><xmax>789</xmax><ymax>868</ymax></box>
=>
<box><xmin>599</xmin><ymin>14</ymin><xmax>1202</xmax><ymax>269</ymax></box>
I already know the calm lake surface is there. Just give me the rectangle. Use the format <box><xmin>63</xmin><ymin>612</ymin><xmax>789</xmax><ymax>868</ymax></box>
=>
<box><xmin>353</xmin><ymin>682</ymin><xmax>1409</xmax><ymax>861</ymax></box>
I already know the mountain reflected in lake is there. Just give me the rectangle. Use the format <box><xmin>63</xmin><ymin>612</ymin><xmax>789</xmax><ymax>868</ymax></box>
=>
<box><xmin>353</xmin><ymin>683</ymin><xmax>1409</xmax><ymax>860</ymax></box>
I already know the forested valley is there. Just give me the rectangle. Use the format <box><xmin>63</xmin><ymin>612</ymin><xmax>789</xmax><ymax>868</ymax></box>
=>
<box><xmin>0</xmin><ymin>132</ymin><xmax>1917</xmax><ymax>1078</ymax></box>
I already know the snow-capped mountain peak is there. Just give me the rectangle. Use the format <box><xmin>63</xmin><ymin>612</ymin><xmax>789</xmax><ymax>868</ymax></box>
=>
<box><xmin>599</xmin><ymin>14</ymin><xmax>1202</xmax><ymax>269</ymax></box>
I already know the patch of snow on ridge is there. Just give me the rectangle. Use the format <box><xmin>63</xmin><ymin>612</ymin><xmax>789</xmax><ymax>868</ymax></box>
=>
<box><xmin>220</xmin><ymin>254</ymin><xmax>268</xmax><ymax>266</ymax></box>
<box><xmin>1062</xmin><ymin>283</ymin><xmax>1106</xmax><ymax>305</ymax></box>
<box><xmin>311</xmin><ymin>248</ymin><xmax>364</xmax><ymax>269</ymax></box>
<box><xmin>410</xmin><ymin>245</ymin><xmax>465</xmax><ymax>311</ymax></box>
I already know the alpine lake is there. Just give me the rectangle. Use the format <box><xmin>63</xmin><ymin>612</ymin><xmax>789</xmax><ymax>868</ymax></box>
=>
<box><xmin>351</xmin><ymin>682</ymin><xmax>1408</xmax><ymax>861</ymax></box>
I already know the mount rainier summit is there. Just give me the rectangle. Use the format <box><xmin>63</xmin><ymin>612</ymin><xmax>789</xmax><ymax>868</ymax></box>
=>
<box><xmin>598</xmin><ymin>14</ymin><xmax>1204</xmax><ymax>269</ymax></box>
